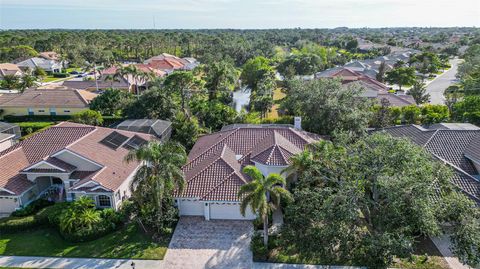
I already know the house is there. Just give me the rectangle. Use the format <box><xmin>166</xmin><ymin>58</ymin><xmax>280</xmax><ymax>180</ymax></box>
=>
<box><xmin>144</xmin><ymin>53</ymin><xmax>199</xmax><ymax>73</ymax></box>
<box><xmin>379</xmin><ymin>124</ymin><xmax>480</xmax><ymax>205</ymax></box>
<box><xmin>316</xmin><ymin>67</ymin><xmax>415</xmax><ymax>107</ymax></box>
<box><xmin>62</xmin><ymin>76</ymin><xmax>131</xmax><ymax>92</ymax></box>
<box><xmin>0</xmin><ymin>122</ymin><xmax>155</xmax><ymax>215</ymax></box>
<box><xmin>16</xmin><ymin>57</ymin><xmax>62</xmax><ymax>73</ymax></box>
<box><xmin>0</xmin><ymin>122</ymin><xmax>20</xmax><ymax>151</ymax></box>
<box><xmin>0</xmin><ymin>86</ymin><xmax>97</xmax><ymax>118</ymax></box>
<box><xmin>176</xmin><ymin>124</ymin><xmax>321</xmax><ymax>220</ymax></box>
<box><xmin>116</xmin><ymin>119</ymin><xmax>172</xmax><ymax>142</ymax></box>
<box><xmin>0</xmin><ymin>63</ymin><xmax>23</xmax><ymax>80</ymax></box>
<box><xmin>38</xmin><ymin>51</ymin><xmax>60</xmax><ymax>61</ymax></box>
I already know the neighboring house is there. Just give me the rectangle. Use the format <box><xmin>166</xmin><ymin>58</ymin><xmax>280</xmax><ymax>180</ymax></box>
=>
<box><xmin>0</xmin><ymin>122</ymin><xmax>155</xmax><ymax>215</ymax></box>
<box><xmin>316</xmin><ymin>67</ymin><xmax>415</xmax><ymax>107</ymax></box>
<box><xmin>98</xmin><ymin>64</ymin><xmax>166</xmax><ymax>92</ymax></box>
<box><xmin>116</xmin><ymin>119</ymin><xmax>172</xmax><ymax>142</ymax></box>
<box><xmin>62</xmin><ymin>76</ymin><xmax>131</xmax><ymax>92</ymax></box>
<box><xmin>38</xmin><ymin>51</ymin><xmax>60</xmax><ymax>61</ymax></box>
<box><xmin>379</xmin><ymin>124</ymin><xmax>480</xmax><ymax>205</ymax></box>
<box><xmin>16</xmin><ymin>57</ymin><xmax>62</xmax><ymax>73</ymax></box>
<box><xmin>0</xmin><ymin>63</ymin><xmax>23</xmax><ymax>80</ymax></box>
<box><xmin>0</xmin><ymin>122</ymin><xmax>20</xmax><ymax>152</ymax></box>
<box><xmin>176</xmin><ymin>124</ymin><xmax>321</xmax><ymax>220</ymax></box>
<box><xmin>0</xmin><ymin>86</ymin><xmax>97</xmax><ymax>118</ymax></box>
<box><xmin>144</xmin><ymin>53</ymin><xmax>199</xmax><ymax>72</ymax></box>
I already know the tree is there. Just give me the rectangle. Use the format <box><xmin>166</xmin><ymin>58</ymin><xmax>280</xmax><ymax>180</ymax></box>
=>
<box><xmin>238</xmin><ymin>165</ymin><xmax>292</xmax><ymax>247</ymax></box>
<box><xmin>420</xmin><ymin>104</ymin><xmax>450</xmax><ymax>124</ymax></box>
<box><xmin>401</xmin><ymin>105</ymin><xmax>421</xmax><ymax>124</ymax></box>
<box><xmin>282</xmin><ymin>134</ymin><xmax>480</xmax><ymax>268</ymax></box>
<box><xmin>115</xmin><ymin>64</ymin><xmax>142</xmax><ymax>95</ymax></box>
<box><xmin>18</xmin><ymin>74</ymin><xmax>38</xmax><ymax>92</ymax></box>
<box><xmin>0</xmin><ymin>74</ymin><xmax>19</xmax><ymax>90</ymax></box>
<box><xmin>124</xmin><ymin>87</ymin><xmax>178</xmax><ymax>120</ymax></box>
<box><xmin>280</xmin><ymin>78</ymin><xmax>372</xmax><ymax>137</ymax></box>
<box><xmin>408</xmin><ymin>81</ymin><xmax>430</xmax><ymax>104</ymax></box>
<box><xmin>241</xmin><ymin>56</ymin><xmax>275</xmax><ymax>90</ymax></box>
<box><xmin>125</xmin><ymin>141</ymin><xmax>187</xmax><ymax>233</ymax></box>
<box><xmin>191</xmin><ymin>99</ymin><xmax>238</xmax><ymax>131</ymax></box>
<box><xmin>33</xmin><ymin>67</ymin><xmax>47</xmax><ymax>78</ymax></box>
<box><xmin>171</xmin><ymin>112</ymin><xmax>200</xmax><ymax>151</ymax></box>
<box><xmin>376</xmin><ymin>61</ymin><xmax>386</xmax><ymax>83</ymax></box>
<box><xmin>385</xmin><ymin>67</ymin><xmax>416</xmax><ymax>91</ymax></box>
<box><xmin>204</xmin><ymin>61</ymin><xmax>238</xmax><ymax>101</ymax></box>
<box><xmin>164</xmin><ymin>71</ymin><xmax>203</xmax><ymax>115</ymax></box>
<box><xmin>250</xmin><ymin>76</ymin><xmax>275</xmax><ymax>118</ymax></box>
<box><xmin>371</xmin><ymin>98</ymin><xmax>393</xmax><ymax>128</ymax></box>
<box><xmin>71</xmin><ymin>109</ymin><xmax>104</xmax><ymax>126</ymax></box>
<box><xmin>90</xmin><ymin>88</ymin><xmax>133</xmax><ymax>116</ymax></box>
<box><xmin>452</xmin><ymin>95</ymin><xmax>480</xmax><ymax>125</ymax></box>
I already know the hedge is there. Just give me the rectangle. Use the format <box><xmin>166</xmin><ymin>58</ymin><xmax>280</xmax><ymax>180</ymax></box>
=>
<box><xmin>52</xmin><ymin>73</ymin><xmax>69</xmax><ymax>78</ymax></box>
<box><xmin>16</xmin><ymin>122</ymin><xmax>55</xmax><ymax>137</ymax></box>
<box><xmin>3</xmin><ymin>115</ymin><xmax>72</xmax><ymax>122</ymax></box>
<box><xmin>10</xmin><ymin>199</ymin><xmax>54</xmax><ymax>217</ymax></box>
<box><xmin>0</xmin><ymin>215</ymin><xmax>39</xmax><ymax>233</ymax></box>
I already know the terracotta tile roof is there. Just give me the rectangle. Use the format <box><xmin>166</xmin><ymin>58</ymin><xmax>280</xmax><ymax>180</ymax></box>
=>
<box><xmin>0</xmin><ymin>87</ymin><xmax>94</xmax><ymax>108</ymax></box>
<box><xmin>379</xmin><ymin>124</ymin><xmax>480</xmax><ymax>204</ymax></box>
<box><xmin>0</xmin><ymin>93</ymin><xmax>19</xmax><ymax>105</ymax></box>
<box><xmin>0</xmin><ymin>122</ymin><xmax>155</xmax><ymax>195</ymax></box>
<box><xmin>179</xmin><ymin>126</ymin><xmax>320</xmax><ymax>201</ymax></box>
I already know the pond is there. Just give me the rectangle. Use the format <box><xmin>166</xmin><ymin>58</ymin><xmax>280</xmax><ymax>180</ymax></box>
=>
<box><xmin>232</xmin><ymin>87</ymin><xmax>251</xmax><ymax>113</ymax></box>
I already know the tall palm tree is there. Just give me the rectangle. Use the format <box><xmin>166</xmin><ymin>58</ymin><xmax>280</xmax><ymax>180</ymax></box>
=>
<box><xmin>18</xmin><ymin>74</ymin><xmax>38</xmax><ymax>92</ymax></box>
<box><xmin>125</xmin><ymin>141</ymin><xmax>187</xmax><ymax>222</ymax></box>
<box><xmin>238</xmin><ymin>165</ymin><xmax>292</xmax><ymax>247</ymax></box>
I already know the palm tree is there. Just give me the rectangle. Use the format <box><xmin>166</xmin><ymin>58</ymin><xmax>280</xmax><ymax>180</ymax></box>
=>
<box><xmin>238</xmin><ymin>165</ymin><xmax>292</xmax><ymax>247</ymax></box>
<box><xmin>18</xmin><ymin>74</ymin><xmax>38</xmax><ymax>92</ymax></box>
<box><xmin>116</xmin><ymin>64</ymin><xmax>141</xmax><ymax>95</ymax></box>
<box><xmin>282</xmin><ymin>150</ymin><xmax>314</xmax><ymax>183</ymax></box>
<box><xmin>125</xmin><ymin>141</ymin><xmax>187</xmax><ymax>227</ymax></box>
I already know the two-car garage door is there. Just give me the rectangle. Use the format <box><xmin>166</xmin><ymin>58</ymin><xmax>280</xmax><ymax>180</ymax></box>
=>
<box><xmin>177</xmin><ymin>199</ymin><xmax>256</xmax><ymax>220</ymax></box>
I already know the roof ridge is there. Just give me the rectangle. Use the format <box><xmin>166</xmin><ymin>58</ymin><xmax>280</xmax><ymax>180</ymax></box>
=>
<box><xmin>74</xmin><ymin>89</ymin><xmax>90</xmax><ymax>106</ymax></box>
<box><xmin>423</xmin><ymin>129</ymin><xmax>439</xmax><ymax>148</ymax></box>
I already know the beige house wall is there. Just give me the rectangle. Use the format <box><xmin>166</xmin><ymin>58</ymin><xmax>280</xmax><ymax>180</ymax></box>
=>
<box><xmin>0</xmin><ymin>107</ymin><xmax>87</xmax><ymax>117</ymax></box>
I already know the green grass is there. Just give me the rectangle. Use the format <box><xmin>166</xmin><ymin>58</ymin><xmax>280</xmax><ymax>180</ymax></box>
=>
<box><xmin>0</xmin><ymin>224</ymin><xmax>170</xmax><ymax>260</ymax></box>
<box><xmin>41</xmin><ymin>76</ymin><xmax>60</xmax><ymax>83</ymax></box>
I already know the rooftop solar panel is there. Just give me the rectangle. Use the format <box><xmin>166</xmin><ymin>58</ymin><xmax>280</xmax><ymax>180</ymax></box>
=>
<box><xmin>100</xmin><ymin>131</ymin><xmax>129</xmax><ymax>150</ymax></box>
<box><xmin>123</xmin><ymin>135</ymin><xmax>148</xmax><ymax>150</ymax></box>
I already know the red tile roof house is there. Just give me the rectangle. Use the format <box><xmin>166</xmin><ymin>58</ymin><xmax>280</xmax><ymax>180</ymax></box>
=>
<box><xmin>176</xmin><ymin>124</ymin><xmax>321</xmax><ymax>220</ymax></box>
<box><xmin>0</xmin><ymin>122</ymin><xmax>155</xmax><ymax>215</ymax></box>
<box><xmin>316</xmin><ymin>67</ymin><xmax>416</xmax><ymax>107</ymax></box>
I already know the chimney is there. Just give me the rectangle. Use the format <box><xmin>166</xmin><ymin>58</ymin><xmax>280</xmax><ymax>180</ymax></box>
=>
<box><xmin>294</xmin><ymin>117</ymin><xmax>302</xmax><ymax>130</ymax></box>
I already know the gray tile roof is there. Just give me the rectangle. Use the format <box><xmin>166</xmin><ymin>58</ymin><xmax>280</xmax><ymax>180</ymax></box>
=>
<box><xmin>379</xmin><ymin>124</ymin><xmax>480</xmax><ymax>204</ymax></box>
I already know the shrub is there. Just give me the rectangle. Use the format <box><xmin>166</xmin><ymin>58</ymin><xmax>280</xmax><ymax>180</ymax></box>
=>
<box><xmin>36</xmin><ymin>202</ymin><xmax>70</xmax><ymax>226</ymax></box>
<box><xmin>3</xmin><ymin>115</ymin><xmax>72</xmax><ymax>122</ymax></box>
<box><xmin>251</xmin><ymin>233</ymin><xmax>269</xmax><ymax>261</ymax></box>
<box><xmin>71</xmin><ymin>110</ymin><xmax>103</xmax><ymax>126</ymax></box>
<box><xmin>11</xmin><ymin>199</ymin><xmax>54</xmax><ymax>217</ymax></box>
<box><xmin>52</xmin><ymin>73</ymin><xmax>69</xmax><ymax>78</ymax></box>
<box><xmin>0</xmin><ymin>215</ymin><xmax>39</xmax><ymax>233</ymax></box>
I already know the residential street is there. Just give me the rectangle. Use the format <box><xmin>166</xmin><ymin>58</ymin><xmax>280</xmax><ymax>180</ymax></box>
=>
<box><xmin>426</xmin><ymin>58</ymin><xmax>462</xmax><ymax>105</ymax></box>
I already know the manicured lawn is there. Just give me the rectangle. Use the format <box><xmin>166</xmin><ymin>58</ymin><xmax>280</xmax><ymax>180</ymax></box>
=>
<box><xmin>0</xmin><ymin>224</ymin><xmax>170</xmax><ymax>260</ymax></box>
<box><xmin>266</xmin><ymin>88</ymin><xmax>286</xmax><ymax>119</ymax></box>
<box><xmin>41</xmin><ymin>76</ymin><xmax>60</xmax><ymax>83</ymax></box>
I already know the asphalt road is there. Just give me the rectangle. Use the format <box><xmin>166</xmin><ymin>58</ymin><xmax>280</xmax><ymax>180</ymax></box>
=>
<box><xmin>426</xmin><ymin>58</ymin><xmax>462</xmax><ymax>105</ymax></box>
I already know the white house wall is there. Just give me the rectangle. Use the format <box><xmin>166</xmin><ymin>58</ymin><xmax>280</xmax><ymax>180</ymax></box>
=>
<box><xmin>253</xmin><ymin>162</ymin><xmax>289</xmax><ymax>178</ymax></box>
<box><xmin>112</xmin><ymin>165</ymin><xmax>139</xmax><ymax>209</ymax></box>
<box><xmin>0</xmin><ymin>139</ymin><xmax>13</xmax><ymax>152</ymax></box>
<box><xmin>0</xmin><ymin>196</ymin><xmax>20</xmax><ymax>214</ymax></box>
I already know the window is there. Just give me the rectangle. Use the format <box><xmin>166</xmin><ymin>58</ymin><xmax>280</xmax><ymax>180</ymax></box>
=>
<box><xmin>38</xmin><ymin>109</ymin><xmax>45</xmax><ymax>113</ymax></box>
<box><xmin>98</xmin><ymin>195</ymin><xmax>111</xmax><ymax>207</ymax></box>
<box><xmin>49</xmin><ymin>108</ymin><xmax>56</xmax><ymax>116</ymax></box>
<box><xmin>64</xmin><ymin>110</ymin><xmax>71</xmax><ymax>113</ymax></box>
<box><xmin>28</xmin><ymin>108</ymin><xmax>34</xmax><ymax>116</ymax></box>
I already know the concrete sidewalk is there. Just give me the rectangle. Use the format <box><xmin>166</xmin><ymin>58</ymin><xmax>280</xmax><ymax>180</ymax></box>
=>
<box><xmin>0</xmin><ymin>256</ymin><xmax>163</xmax><ymax>269</ymax></box>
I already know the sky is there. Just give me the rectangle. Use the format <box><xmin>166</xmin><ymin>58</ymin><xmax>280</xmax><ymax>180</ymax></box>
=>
<box><xmin>0</xmin><ymin>0</ymin><xmax>479</xmax><ymax>29</ymax></box>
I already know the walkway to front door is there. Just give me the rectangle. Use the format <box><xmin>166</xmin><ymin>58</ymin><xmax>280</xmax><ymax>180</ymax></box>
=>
<box><xmin>163</xmin><ymin>216</ymin><xmax>254</xmax><ymax>269</ymax></box>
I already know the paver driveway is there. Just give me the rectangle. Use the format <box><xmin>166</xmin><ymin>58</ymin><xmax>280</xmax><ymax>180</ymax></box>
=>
<box><xmin>164</xmin><ymin>216</ymin><xmax>254</xmax><ymax>269</ymax></box>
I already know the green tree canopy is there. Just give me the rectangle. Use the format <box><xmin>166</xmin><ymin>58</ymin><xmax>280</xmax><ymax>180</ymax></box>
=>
<box><xmin>280</xmin><ymin>78</ymin><xmax>373</xmax><ymax>137</ymax></box>
<box><xmin>385</xmin><ymin>67</ymin><xmax>417</xmax><ymax>91</ymax></box>
<box><xmin>90</xmin><ymin>88</ymin><xmax>134</xmax><ymax>116</ymax></box>
<box><xmin>282</xmin><ymin>134</ymin><xmax>480</xmax><ymax>268</ymax></box>
<box><xmin>71</xmin><ymin>109</ymin><xmax>104</xmax><ymax>126</ymax></box>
